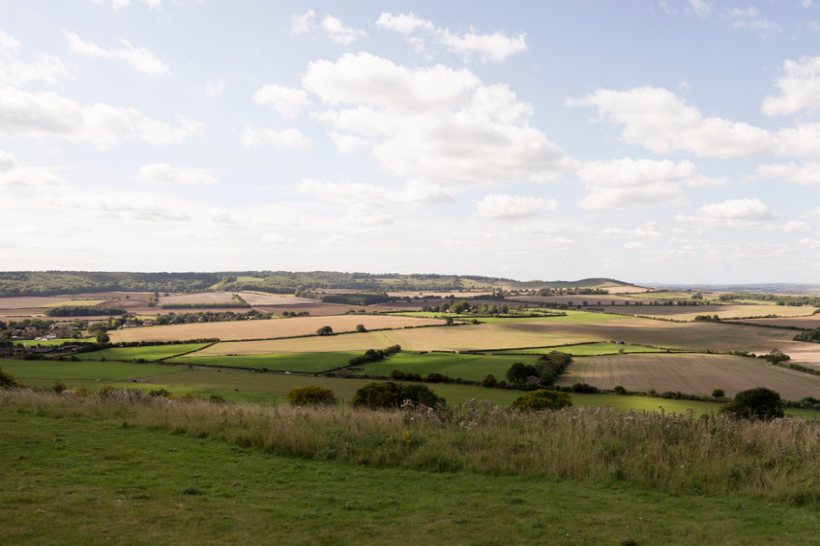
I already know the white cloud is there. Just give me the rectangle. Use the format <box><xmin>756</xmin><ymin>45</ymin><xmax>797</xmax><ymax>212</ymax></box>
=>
<box><xmin>757</xmin><ymin>162</ymin><xmax>820</xmax><ymax>187</ymax></box>
<box><xmin>298</xmin><ymin>178</ymin><xmax>452</xmax><ymax>206</ymax></box>
<box><xmin>64</xmin><ymin>31</ymin><xmax>168</xmax><ymax>75</ymax></box>
<box><xmin>253</xmin><ymin>84</ymin><xmax>309</xmax><ymax>118</ymax></box>
<box><xmin>291</xmin><ymin>9</ymin><xmax>316</xmax><ymax>35</ymax></box>
<box><xmin>304</xmin><ymin>53</ymin><xmax>570</xmax><ymax>185</ymax></box>
<box><xmin>241</xmin><ymin>126</ymin><xmax>311</xmax><ymax>150</ymax></box>
<box><xmin>138</xmin><ymin>163</ymin><xmax>215</xmax><ymax>185</ymax></box>
<box><xmin>320</xmin><ymin>15</ymin><xmax>365</xmax><ymax>45</ymax></box>
<box><xmin>341</xmin><ymin>204</ymin><xmax>393</xmax><ymax>226</ymax></box>
<box><xmin>260</xmin><ymin>233</ymin><xmax>295</xmax><ymax>245</ymax></box>
<box><xmin>0</xmin><ymin>150</ymin><xmax>62</xmax><ymax>187</ymax></box>
<box><xmin>600</xmin><ymin>221</ymin><xmax>663</xmax><ymax>239</ymax></box>
<box><xmin>0</xmin><ymin>85</ymin><xmax>202</xmax><ymax>147</ymax></box>
<box><xmin>475</xmin><ymin>193</ymin><xmax>556</xmax><ymax>220</ymax></box>
<box><xmin>781</xmin><ymin>220</ymin><xmax>809</xmax><ymax>232</ymax></box>
<box><xmin>689</xmin><ymin>0</ymin><xmax>712</xmax><ymax>17</ymax></box>
<box><xmin>623</xmin><ymin>241</ymin><xmax>647</xmax><ymax>251</ymax></box>
<box><xmin>376</xmin><ymin>12</ymin><xmax>526</xmax><ymax>62</ymax></box>
<box><xmin>695</xmin><ymin>198</ymin><xmax>776</xmax><ymax>224</ymax></box>
<box><xmin>727</xmin><ymin>7</ymin><xmax>780</xmax><ymax>34</ymax></box>
<box><xmin>763</xmin><ymin>56</ymin><xmax>820</xmax><ymax>116</ymax></box>
<box><xmin>774</xmin><ymin>123</ymin><xmax>820</xmax><ymax>158</ymax></box>
<box><xmin>92</xmin><ymin>0</ymin><xmax>178</xmax><ymax>11</ymax></box>
<box><xmin>576</xmin><ymin>158</ymin><xmax>722</xmax><ymax>209</ymax></box>
<box><xmin>206</xmin><ymin>78</ymin><xmax>224</xmax><ymax>98</ymax></box>
<box><xmin>567</xmin><ymin>86</ymin><xmax>773</xmax><ymax>158</ymax></box>
<box><xmin>0</xmin><ymin>28</ymin><xmax>70</xmax><ymax>85</ymax></box>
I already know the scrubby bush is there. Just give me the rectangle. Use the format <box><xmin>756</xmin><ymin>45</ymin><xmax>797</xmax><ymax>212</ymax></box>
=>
<box><xmin>511</xmin><ymin>389</ymin><xmax>572</xmax><ymax>411</ymax></box>
<box><xmin>288</xmin><ymin>385</ymin><xmax>337</xmax><ymax>406</ymax></box>
<box><xmin>96</xmin><ymin>331</ymin><xmax>110</xmax><ymax>343</ymax></box>
<box><xmin>352</xmin><ymin>382</ymin><xmax>445</xmax><ymax>409</ymax></box>
<box><xmin>481</xmin><ymin>374</ymin><xmax>498</xmax><ymax>388</ymax></box>
<box><xmin>0</xmin><ymin>367</ymin><xmax>19</xmax><ymax>389</ymax></box>
<box><xmin>53</xmin><ymin>381</ymin><xmax>67</xmax><ymax>394</ymax></box>
<box><xmin>764</xmin><ymin>349</ymin><xmax>790</xmax><ymax>364</ymax></box>
<box><xmin>721</xmin><ymin>387</ymin><xmax>785</xmax><ymax>420</ymax></box>
<box><xmin>712</xmin><ymin>388</ymin><xmax>725</xmax><ymax>399</ymax></box>
<box><xmin>389</xmin><ymin>369</ymin><xmax>422</xmax><ymax>381</ymax></box>
<box><xmin>316</xmin><ymin>325</ymin><xmax>334</xmax><ymax>336</ymax></box>
<box><xmin>614</xmin><ymin>385</ymin><xmax>627</xmax><ymax>395</ymax></box>
<box><xmin>355</xmin><ymin>324</ymin><xmax>367</xmax><ymax>333</ymax></box>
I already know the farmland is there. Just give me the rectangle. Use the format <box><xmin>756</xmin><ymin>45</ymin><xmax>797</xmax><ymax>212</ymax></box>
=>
<box><xmin>108</xmin><ymin>314</ymin><xmax>447</xmax><ymax>342</ymax></box>
<box><xmin>79</xmin><ymin>343</ymin><xmax>210</xmax><ymax>361</ymax></box>
<box><xmin>491</xmin><ymin>341</ymin><xmax>673</xmax><ymax>356</ymax></box>
<box><xmin>556</xmin><ymin>353</ymin><xmax>820</xmax><ymax>399</ymax></box>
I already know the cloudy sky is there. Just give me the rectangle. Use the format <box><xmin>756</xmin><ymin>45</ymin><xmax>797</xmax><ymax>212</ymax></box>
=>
<box><xmin>2</xmin><ymin>1</ymin><xmax>820</xmax><ymax>283</ymax></box>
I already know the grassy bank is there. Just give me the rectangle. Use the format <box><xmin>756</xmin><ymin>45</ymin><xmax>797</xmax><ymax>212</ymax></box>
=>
<box><xmin>3</xmin><ymin>411</ymin><xmax>818</xmax><ymax>545</ymax></box>
<box><xmin>1</xmin><ymin>389</ymin><xmax>817</xmax><ymax>504</ymax></box>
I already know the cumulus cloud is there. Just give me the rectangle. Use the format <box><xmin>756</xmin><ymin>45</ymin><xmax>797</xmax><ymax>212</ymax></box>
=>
<box><xmin>65</xmin><ymin>31</ymin><xmax>168</xmax><ymax>75</ymax></box>
<box><xmin>568</xmin><ymin>86</ymin><xmax>773</xmax><ymax>158</ymax></box>
<box><xmin>320</xmin><ymin>15</ymin><xmax>365</xmax><ymax>45</ymax></box>
<box><xmin>376</xmin><ymin>12</ymin><xmax>526</xmax><ymax>62</ymax></box>
<box><xmin>763</xmin><ymin>56</ymin><xmax>820</xmax><ymax>116</ymax></box>
<box><xmin>756</xmin><ymin>162</ymin><xmax>820</xmax><ymax>187</ymax></box>
<box><xmin>576</xmin><ymin>158</ymin><xmax>722</xmax><ymax>210</ymax></box>
<box><xmin>253</xmin><ymin>84</ymin><xmax>309</xmax><ymax>118</ymax></box>
<box><xmin>138</xmin><ymin>163</ymin><xmax>215</xmax><ymax>185</ymax></box>
<box><xmin>0</xmin><ymin>85</ymin><xmax>202</xmax><ymax>147</ymax></box>
<box><xmin>474</xmin><ymin>193</ymin><xmax>556</xmax><ymax>220</ymax></box>
<box><xmin>303</xmin><ymin>52</ymin><xmax>569</xmax><ymax>185</ymax></box>
<box><xmin>0</xmin><ymin>28</ymin><xmax>70</xmax><ymax>86</ymax></box>
<box><xmin>0</xmin><ymin>150</ymin><xmax>62</xmax><ymax>187</ymax></box>
<box><xmin>690</xmin><ymin>198</ymin><xmax>776</xmax><ymax>225</ymax></box>
<box><xmin>241</xmin><ymin>126</ymin><xmax>311</xmax><ymax>150</ymax></box>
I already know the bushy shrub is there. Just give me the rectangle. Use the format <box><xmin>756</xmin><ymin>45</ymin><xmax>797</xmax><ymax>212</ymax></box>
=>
<box><xmin>288</xmin><ymin>385</ymin><xmax>338</xmax><ymax>406</ymax></box>
<box><xmin>481</xmin><ymin>374</ymin><xmax>498</xmax><ymax>388</ymax></box>
<box><xmin>764</xmin><ymin>349</ymin><xmax>790</xmax><ymax>364</ymax></box>
<box><xmin>712</xmin><ymin>388</ymin><xmax>725</xmax><ymax>399</ymax></box>
<box><xmin>390</xmin><ymin>369</ymin><xmax>422</xmax><ymax>381</ymax></box>
<box><xmin>511</xmin><ymin>389</ymin><xmax>572</xmax><ymax>411</ymax></box>
<box><xmin>0</xmin><ymin>367</ymin><xmax>19</xmax><ymax>389</ymax></box>
<box><xmin>614</xmin><ymin>385</ymin><xmax>627</xmax><ymax>395</ymax></box>
<box><xmin>53</xmin><ymin>381</ymin><xmax>67</xmax><ymax>394</ymax></box>
<box><xmin>571</xmin><ymin>383</ymin><xmax>599</xmax><ymax>393</ymax></box>
<box><xmin>355</xmin><ymin>324</ymin><xmax>367</xmax><ymax>332</ymax></box>
<box><xmin>721</xmin><ymin>387</ymin><xmax>785</xmax><ymax>420</ymax></box>
<box><xmin>352</xmin><ymin>382</ymin><xmax>445</xmax><ymax>409</ymax></box>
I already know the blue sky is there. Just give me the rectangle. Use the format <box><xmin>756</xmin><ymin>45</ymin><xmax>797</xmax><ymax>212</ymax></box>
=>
<box><xmin>1</xmin><ymin>0</ymin><xmax>819</xmax><ymax>283</ymax></box>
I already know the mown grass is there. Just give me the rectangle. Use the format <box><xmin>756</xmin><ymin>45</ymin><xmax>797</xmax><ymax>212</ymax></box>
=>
<box><xmin>490</xmin><ymin>342</ymin><xmax>673</xmax><ymax>356</ymax></box>
<box><xmin>14</xmin><ymin>337</ymin><xmax>95</xmax><ymax>347</ymax></box>
<box><xmin>3</xmin><ymin>411</ymin><xmax>818</xmax><ymax>545</ymax></box>
<box><xmin>170</xmin><ymin>351</ymin><xmax>356</xmax><ymax>372</ymax></box>
<box><xmin>80</xmin><ymin>343</ymin><xmax>210</xmax><ymax>362</ymax></box>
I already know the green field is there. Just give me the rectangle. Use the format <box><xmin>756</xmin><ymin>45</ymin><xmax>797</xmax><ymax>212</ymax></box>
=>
<box><xmin>349</xmin><ymin>352</ymin><xmax>540</xmax><ymax>381</ymax></box>
<box><xmin>490</xmin><ymin>342</ymin><xmax>673</xmax><ymax>356</ymax></box>
<box><xmin>80</xmin><ymin>343</ymin><xmax>210</xmax><ymax>361</ymax></box>
<box><xmin>3</xmin><ymin>412</ymin><xmax>816</xmax><ymax>545</ymax></box>
<box><xmin>1</xmin><ymin>359</ymin><xmax>177</xmax><ymax>382</ymax></box>
<box><xmin>170</xmin><ymin>351</ymin><xmax>357</xmax><ymax>373</ymax></box>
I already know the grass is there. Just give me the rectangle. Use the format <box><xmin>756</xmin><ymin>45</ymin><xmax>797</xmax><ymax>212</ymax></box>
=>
<box><xmin>80</xmin><ymin>343</ymin><xmax>210</xmax><ymax>362</ymax></box>
<box><xmin>490</xmin><ymin>341</ymin><xmax>673</xmax><ymax>356</ymax></box>
<box><xmin>348</xmin><ymin>352</ymin><xmax>542</xmax><ymax>382</ymax></box>
<box><xmin>170</xmin><ymin>351</ymin><xmax>358</xmax><ymax>373</ymax></box>
<box><xmin>3</xmin><ymin>411</ymin><xmax>818</xmax><ymax>545</ymax></box>
<box><xmin>0</xmin><ymin>359</ymin><xmax>178</xmax><ymax>382</ymax></box>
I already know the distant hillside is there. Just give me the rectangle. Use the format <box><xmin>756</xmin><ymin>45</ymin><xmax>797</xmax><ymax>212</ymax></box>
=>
<box><xmin>0</xmin><ymin>271</ymin><xmax>639</xmax><ymax>297</ymax></box>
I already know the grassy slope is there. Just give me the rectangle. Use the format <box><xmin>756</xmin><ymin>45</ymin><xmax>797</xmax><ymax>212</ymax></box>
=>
<box><xmin>1</xmin><ymin>359</ymin><xmax>178</xmax><ymax>381</ymax></box>
<box><xmin>349</xmin><ymin>352</ymin><xmax>542</xmax><ymax>381</ymax></box>
<box><xmin>80</xmin><ymin>343</ymin><xmax>210</xmax><ymax>361</ymax></box>
<box><xmin>1</xmin><ymin>411</ymin><xmax>818</xmax><ymax>545</ymax></box>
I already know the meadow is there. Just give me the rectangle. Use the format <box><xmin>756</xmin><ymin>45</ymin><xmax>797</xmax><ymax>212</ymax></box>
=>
<box><xmin>79</xmin><ymin>343</ymin><xmax>211</xmax><ymax>361</ymax></box>
<box><xmin>3</xmin><ymin>410</ymin><xmax>817</xmax><ymax>545</ymax></box>
<box><xmin>490</xmin><ymin>341</ymin><xmax>672</xmax><ymax>356</ymax></box>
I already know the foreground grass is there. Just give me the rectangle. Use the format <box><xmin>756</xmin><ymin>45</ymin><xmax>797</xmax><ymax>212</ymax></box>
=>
<box><xmin>2</xmin><ymin>411</ymin><xmax>817</xmax><ymax>545</ymax></box>
<box><xmin>2</xmin><ymin>390</ymin><xmax>817</xmax><ymax>505</ymax></box>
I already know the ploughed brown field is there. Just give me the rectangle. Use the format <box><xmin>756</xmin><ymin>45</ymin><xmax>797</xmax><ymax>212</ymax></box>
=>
<box><xmin>737</xmin><ymin>314</ymin><xmax>820</xmax><ymax>330</ymax></box>
<box><xmin>556</xmin><ymin>353</ymin><xmax>820</xmax><ymax>400</ymax></box>
<box><xmin>108</xmin><ymin>314</ymin><xmax>447</xmax><ymax>342</ymax></box>
<box><xmin>159</xmin><ymin>291</ymin><xmax>316</xmax><ymax>306</ymax></box>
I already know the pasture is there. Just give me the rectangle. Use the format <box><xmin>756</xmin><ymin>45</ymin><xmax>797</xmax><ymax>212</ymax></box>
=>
<box><xmin>4</xmin><ymin>412</ymin><xmax>817</xmax><ymax>545</ymax></box>
<box><xmin>490</xmin><ymin>341</ymin><xmax>673</xmax><ymax>356</ymax></box>
<box><xmin>347</xmin><ymin>352</ymin><xmax>542</xmax><ymax>382</ymax></box>
<box><xmin>171</xmin><ymin>351</ymin><xmax>357</xmax><ymax>373</ymax></box>
<box><xmin>80</xmin><ymin>343</ymin><xmax>210</xmax><ymax>361</ymax></box>
<box><xmin>556</xmin><ymin>353</ymin><xmax>820</xmax><ymax>400</ymax></box>
<box><xmin>108</xmin><ymin>314</ymin><xmax>446</xmax><ymax>343</ymax></box>
<box><xmin>0</xmin><ymin>359</ymin><xmax>177</xmax><ymax>383</ymax></box>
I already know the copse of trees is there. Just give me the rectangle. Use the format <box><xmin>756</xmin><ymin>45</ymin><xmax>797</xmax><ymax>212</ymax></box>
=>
<box><xmin>45</xmin><ymin>306</ymin><xmax>126</xmax><ymax>317</ymax></box>
<box><xmin>347</xmin><ymin>345</ymin><xmax>401</xmax><ymax>366</ymax></box>
<box><xmin>793</xmin><ymin>328</ymin><xmax>820</xmax><ymax>343</ymax></box>
<box><xmin>721</xmin><ymin>387</ymin><xmax>785</xmax><ymax>420</ymax></box>
<box><xmin>316</xmin><ymin>325</ymin><xmax>333</xmax><ymax>336</ymax></box>
<box><xmin>321</xmin><ymin>293</ymin><xmax>392</xmax><ymax>306</ymax></box>
<box><xmin>505</xmin><ymin>352</ymin><xmax>573</xmax><ymax>388</ymax></box>
<box><xmin>352</xmin><ymin>382</ymin><xmax>445</xmax><ymax>409</ymax></box>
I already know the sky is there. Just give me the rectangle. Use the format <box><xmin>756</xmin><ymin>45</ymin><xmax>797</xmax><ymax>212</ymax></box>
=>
<box><xmin>1</xmin><ymin>0</ymin><xmax>820</xmax><ymax>283</ymax></box>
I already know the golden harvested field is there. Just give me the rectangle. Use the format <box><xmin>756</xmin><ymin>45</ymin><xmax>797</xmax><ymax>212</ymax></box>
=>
<box><xmin>385</xmin><ymin>290</ymin><xmax>496</xmax><ymax>298</ymax></box>
<box><xmin>611</xmin><ymin>304</ymin><xmax>816</xmax><ymax>321</ymax></box>
<box><xmin>556</xmin><ymin>353</ymin><xmax>820</xmax><ymax>400</ymax></box>
<box><xmin>108</xmin><ymin>315</ymin><xmax>446</xmax><ymax>342</ymax></box>
<box><xmin>238</xmin><ymin>291</ymin><xmax>316</xmax><ymax>306</ymax></box>
<box><xmin>185</xmin><ymin>331</ymin><xmax>396</xmax><ymax>355</ymax></box>
<box><xmin>738</xmin><ymin>314</ymin><xmax>820</xmax><ymax>330</ymax></box>
<box><xmin>159</xmin><ymin>291</ymin><xmax>317</xmax><ymax>307</ymax></box>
